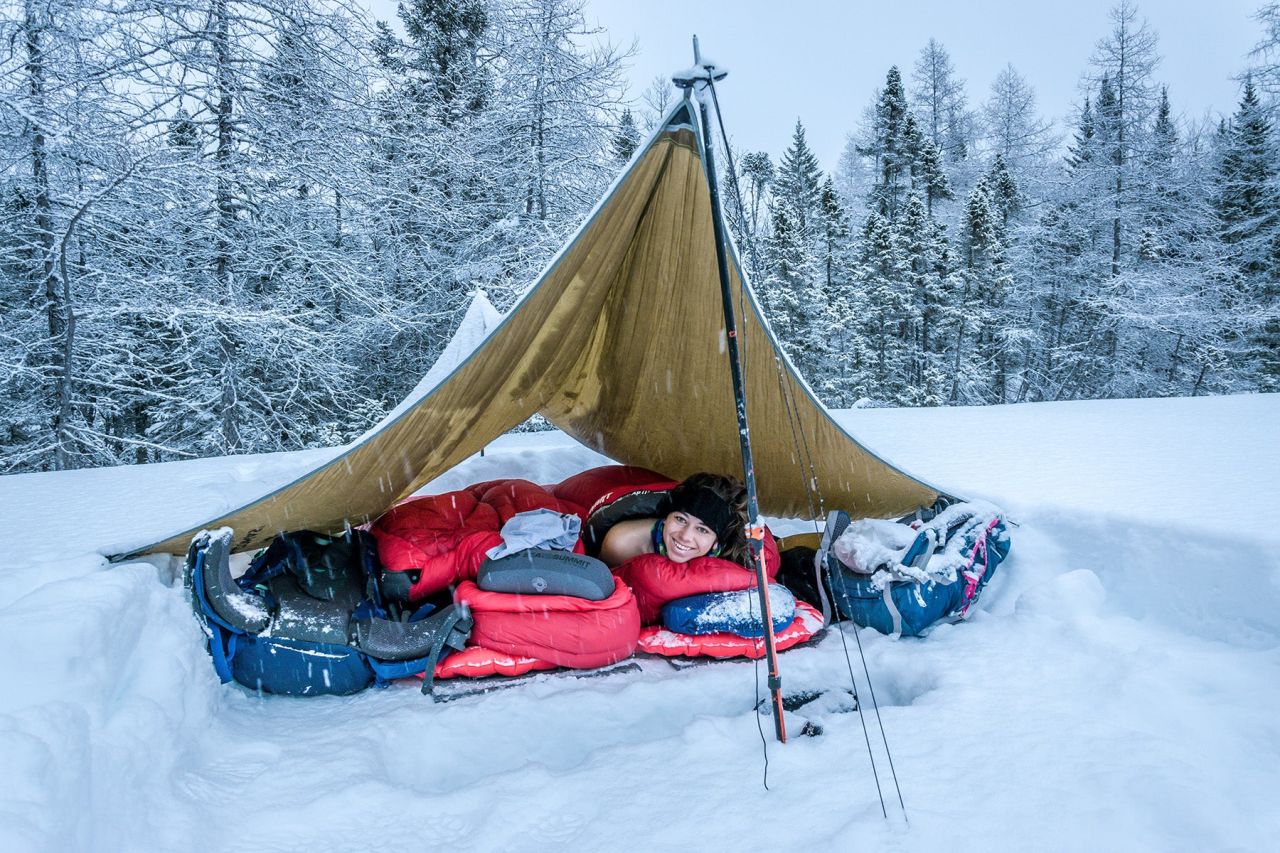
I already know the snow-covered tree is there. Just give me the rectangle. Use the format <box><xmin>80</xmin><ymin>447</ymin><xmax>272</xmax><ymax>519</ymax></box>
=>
<box><xmin>912</xmin><ymin>39</ymin><xmax>970</xmax><ymax>164</ymax></box>
<box><xmin>1215</xmin><ymin>78</ymin><xmax>1280</xmax><ymax>388</ymax></box>
<box><xmin>982</xmin><ymin>64</ymin><xmax>1056</xmax><ymax>194</ymax></box>
<box><xmin>864</xmin><ymin>66</ymin><xmax>912</xmax><ymax>220</ymax></box>
<box><xmin>774</xmin><ymin>120</ymin><xmax>824</xmax><ymax>235</ymax></box>
<box><xmin>613</xmin><ymin>108</ymin><xmax>641</xmax><ymax>163</ymax></box>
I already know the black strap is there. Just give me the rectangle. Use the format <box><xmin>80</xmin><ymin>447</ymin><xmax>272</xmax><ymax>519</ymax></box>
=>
<box><xmin>422</xmin><ymin>606</ymin><xmax>474</xmax><ymax>697</ymax></box>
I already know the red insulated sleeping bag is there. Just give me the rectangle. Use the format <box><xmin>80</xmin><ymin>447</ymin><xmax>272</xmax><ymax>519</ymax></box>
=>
<box><xmin>466</xmin><ymin>478</ymin><xmax>588</xmax><ymax>525</ymax></box>
<box><xmin>371</xmin><ymin>480</ymin><xmax>588</xmax><ymax>602</ymax></box>
<box><xmin>552</xmin><ymin>465</ymin><xmax>678</xmax><ymax>518</ymax></box>
<box><xmin>454</xmin><ymin>580</ymin><xmax>641</xmax><ymax>669</ymax></box>
<box><xmin>369</xmin><ymin>491</ymin><xmax>503</xmax><ymax>601</ymax></box>
<box><xmin>613</xmin><ymin>534</ymin><xmax>782</xmax><ymax>625</ymax></box>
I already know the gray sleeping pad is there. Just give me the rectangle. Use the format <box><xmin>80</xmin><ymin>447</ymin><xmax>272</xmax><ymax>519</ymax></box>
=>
<box><xmin>477</xmin><ymin>549</ymin><xmax>615</xmax><ymax>600</ymax></box>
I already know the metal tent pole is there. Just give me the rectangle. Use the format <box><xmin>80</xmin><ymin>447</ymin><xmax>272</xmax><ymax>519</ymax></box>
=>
<box><xmin>674</xmin><ymin>38</ymin><xmax>787</xmax><ymax>743</ymax></box>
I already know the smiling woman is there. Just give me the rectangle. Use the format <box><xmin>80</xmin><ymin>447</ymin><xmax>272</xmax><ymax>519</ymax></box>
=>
<box><xmin>597</xmin><ymin>472</ymin><xmax>750</xmax><ymax>568</ymax></box>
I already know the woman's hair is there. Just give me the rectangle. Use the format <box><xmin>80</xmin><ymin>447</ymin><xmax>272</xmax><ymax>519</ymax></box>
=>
<box><xmin>672</xmin><ymin>472</ymin><xmax>750</xmax><ymax>566</ymax></box>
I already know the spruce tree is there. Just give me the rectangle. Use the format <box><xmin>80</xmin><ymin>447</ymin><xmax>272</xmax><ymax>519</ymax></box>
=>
<box><xmin>915</xmin><ymin>134</ymin><xmax>952</xmax><ymax>216</ymax></box>
<box><xmin>1151</xmin><ymin>87</ymin><xmax>1177</xmax><ymax>167</ymax></box>
<box><xmin>775</xmin><ymin>120</ymin><xmax>823</xmax><ymax>235</ymax></box>
<box><xmin>1215</xmin><ymin>78</ymin><xmax>1280</xmax><ymax>388</ymax></box>
<box><xmin>613</xmin><ymin>108</ymin><xmax>641</xmax><ymax>163</ymax></box>
<box><xmin>1067</xmin><ymin>97</ymin><xmax>1096</xmax><ymax>173</ymax></box>
<box><xmin>856</xmin><ymin>211</ymin><xmax>912</xmax><ymax>402</ymax></box>
<box><xmin>1140</xmin><ymin>86</ymin><xmax>1179</xmax><ymax>262</ymax></box>
<box><xmin>398</xmin><ymin>0</ymin><xmax>489</xmax><ymax>127</ymax></box>
<box><xmin>1216</xmin><ymin>78</ymin><xmax>1275</xmax><ymax>262</ymax></box>
<box><xmin>985</xmin><ymin>154</ymin><xmax>1019</xmax><ymax>225</ymax></box>
<box><xmin>896</xmin><ymin>192</ymin><xmax>947</xmax><ymax>403</ymax></box>
<box><xmin>951</xmin><ymin>181</ymin><xmax>1011</xmax><ymax>402</ymax></box>
<box><xmin>818</xmin><ymin>176</ymin><xmax>849</xmax><ymax>291</ymax></box>
<box><xmin>865</xmin><ymin>66</ymin><xmax>911</xmax><ymax>220</ymax></box>
<box><xmin>814</xmin><ymin>177</ymin><xmax>860</xmax><ymax>404</ymax></box>
<box><xmin>762</xmin><ymin>206</ymin><xmax>818</xmax><ymax>376</ymax></box>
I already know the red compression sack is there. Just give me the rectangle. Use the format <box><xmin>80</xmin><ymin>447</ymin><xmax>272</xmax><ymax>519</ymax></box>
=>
<box><xmin>454</xmin><ymin>580</ymin><xmax>641</xmax><ymax>669</ymax></box>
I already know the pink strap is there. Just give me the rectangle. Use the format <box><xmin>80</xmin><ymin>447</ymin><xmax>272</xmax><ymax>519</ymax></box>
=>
<box><xmin>959</xmin><ymin>518</ymin><xmax>1002</xmax><ymax>615</ymax></box>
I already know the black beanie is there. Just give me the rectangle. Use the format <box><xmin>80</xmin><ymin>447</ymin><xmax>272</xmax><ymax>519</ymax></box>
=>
<box><xmin>660</xmin><ymin>483</ymin><xmax>735</xmax><ymax>542</ymax></box>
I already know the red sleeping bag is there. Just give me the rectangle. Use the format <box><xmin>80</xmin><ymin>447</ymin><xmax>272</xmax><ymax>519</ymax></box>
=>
<box><xmin>455</xmin><ymin>580</ymin><xmax>641</xmax><ymax>669</ymax></box>
<box><xmin>552</xmin><ymin>465</ymin><xmax>678</xmax><ymax>518</ymax></box>
<box><xmin>372</xmin><ymin>464</ymin><xmax>787</xmax><ymax>673</ymax></box>
<box><xmin>371</xmin><ymin>480</ymin><xmax>587</xmax><ymax>601</ymax></box>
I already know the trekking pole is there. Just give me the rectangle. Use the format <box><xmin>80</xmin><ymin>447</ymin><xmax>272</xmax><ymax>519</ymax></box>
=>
<box><xmin>674</xmin><ymin>37</ymin><xmax>787</xmax><ymax>743</ymax></box>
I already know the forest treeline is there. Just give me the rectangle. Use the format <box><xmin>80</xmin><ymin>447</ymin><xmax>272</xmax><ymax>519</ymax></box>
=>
<box><xmin>3</xmin><ymin>0</ymin><xmax>1278</xmax><ymax>473</ymax></box>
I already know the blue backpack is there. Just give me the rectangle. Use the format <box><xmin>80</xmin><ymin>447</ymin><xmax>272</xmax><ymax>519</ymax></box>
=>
<box><xmin>784</xmin><ymin>505</ymin><xmax>1010</xmax><ymax>638</ymax></box>
<box><xmin>185</xmin><ymin>528</ymin><xmax>472</xmax><ymax>697</ymax></box>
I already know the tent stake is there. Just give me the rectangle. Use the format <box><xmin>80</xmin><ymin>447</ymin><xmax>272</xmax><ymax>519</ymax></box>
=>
<box><xmin>676</xmin><ymin>41</ymin><xmax>787</xmax><ymax>743</ymax></box>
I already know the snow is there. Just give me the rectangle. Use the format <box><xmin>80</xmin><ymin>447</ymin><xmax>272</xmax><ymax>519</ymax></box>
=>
<box><xmin>1</xmin><ymin>393</ymin><xmax>1279</xmax><ymax>851</ymax></box>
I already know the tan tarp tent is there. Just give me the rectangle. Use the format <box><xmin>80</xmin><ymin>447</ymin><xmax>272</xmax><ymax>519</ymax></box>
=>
<box><xmin>133</xmin><ymin>100</ymin><xmax>948</xmax><ymax>557</ymax></box>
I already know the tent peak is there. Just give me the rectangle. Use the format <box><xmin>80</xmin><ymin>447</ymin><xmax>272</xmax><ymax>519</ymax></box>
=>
<box><xmin>672</xmin><ymin>34</ymin><xmax>728</xmax><ymax>94</ymax></box>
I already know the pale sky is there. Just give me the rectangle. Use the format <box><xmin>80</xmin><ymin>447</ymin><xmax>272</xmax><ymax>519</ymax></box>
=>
<box><xmin>367</xmin><ymin>0</ymin><xmax>1265</xmax><ymax>170</ymax></box>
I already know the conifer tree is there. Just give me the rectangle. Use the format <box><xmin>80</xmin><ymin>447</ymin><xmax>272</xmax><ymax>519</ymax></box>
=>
<box><xmin>1067</xmin><ymin>97</ymin><xmax>1096</xmax><ymax>173</ymax></box>
<box><xmin>896</xmin><ymin>192</ymin><xmax>948</xmax><ymax>403</ymax></box>
<box><xmin>613</xmin><ymin>108</ymin><xmax>640</xmax><ymax>163</ymax></box>
<box><xmin>398</xmin><ymin>0</ymin><xmax>489</xmax><ymax>127</ymax></box>
<box><xmin>1216</xmin><ymin>78</ymin><xmax>1275</xmax><ymax>263</ymax></box>
<box><xmin>1215</xmin><ymin>77</ymin><xmax>1280</xmax><ymax>387</ymax></box>
<box><xmin>915</xmin><ymin>133</ymin><xmax>952</xmax><ymax>216</ymax></box>
<box><xmin>812</xmin><ymin>177</ymin><xmax>859</xmax><ymax>403</ymax></box>
<box><xmin>855</xmin><ymin>211</ymin><xmax>912</xmax><ymax>401</ymax></box>
<box><xmin>775</xmin><ymin>120</ymin><xmax>823</xmax><ymax>235</ymax></box>
<box><xmin>1151</xmin><ymin>87</ymin><xmax>1177</xmax><ymax>166</ymax></box>
<box><xmin>818</xmin><ymin>177</ymin><xmax>849</xmax><ymax>291</ymax></box>
<box><xmin>985</xmin><ymin>154</ymin><xmax>1019</xmax><ymax>225</ymax></box>
<box><xmin>762</xmin><ymin>206</ymin><xmax>818</xmax><ymax>376</ymax></box>
<box><xmin>950</xmin><ymin>181</ymin><xmax>1012</xmax><ymax>402</ymax></box>
<box><xmin>865</xmin><ymin>66</ymin><xmax>911</xmax><ymax>220</ymax></box>
<box><xmin>1140</xmin><ymin>86</ymin><xmax>1179</xmax><ymax>261</ymax></box>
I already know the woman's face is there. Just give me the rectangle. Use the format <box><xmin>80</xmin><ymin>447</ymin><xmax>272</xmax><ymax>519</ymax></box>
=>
<box><xmin>663</xmin><ymin>510</ymin><xmax>718</xmax><ymax>563</ymax></box>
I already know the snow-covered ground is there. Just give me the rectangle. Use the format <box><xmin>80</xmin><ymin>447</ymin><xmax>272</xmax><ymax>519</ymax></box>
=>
<box><xmin>1</xmin><ymin>393</ymin><xmax>1277</xmax><ymax>852</ymax></box>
